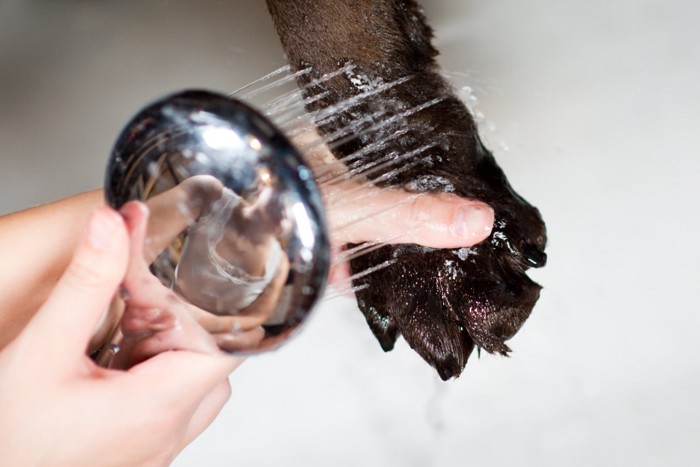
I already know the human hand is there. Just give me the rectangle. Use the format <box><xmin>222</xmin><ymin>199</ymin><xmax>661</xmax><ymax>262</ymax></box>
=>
<box><xmin>0</xmin><ymin>206</ymin><xmax>242</xmax><ymax>466</ymax></box>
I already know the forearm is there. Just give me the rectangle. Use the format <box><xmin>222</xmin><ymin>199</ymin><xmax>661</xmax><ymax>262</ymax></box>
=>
<box><xmin>0</xmin><ymin>176</ymin><xmax>220</xmax><ymax>349</ymax></box>
<box><xmin>0</xmin><ymin>190</ymin><xmax>104</xmax><ymax>348</ymax></box>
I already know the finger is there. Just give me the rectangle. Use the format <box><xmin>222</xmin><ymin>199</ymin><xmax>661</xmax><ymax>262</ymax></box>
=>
<box><xmin>22</xmin><ymin>207</ymin><xmax>128</xmax><ymax>363</ymax></box>
<box><xmin>327</xmin><ymin>185</ymin><xmax>494</xmax><ymax>248</ymax></box>
<box><xmin>130</xmin><ymin>351</ymin><xmax>244</xmax><ymax>405</ymax></box>
<box><xmin>182</xmin><ymin>379</ymin><xmax>233</xmax><ymax>447</ymax></box>
<box><xmin>114</xmin><ymin>303</ymin><xmax>221</xmax><ymax>370</ymax></box>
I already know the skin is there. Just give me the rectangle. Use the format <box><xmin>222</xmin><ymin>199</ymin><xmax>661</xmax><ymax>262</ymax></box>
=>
<box><xmin>0</xmin><ymin>207</ymin><xmax>243</xmax><ymax>466</ymax></box>
<box><xmin>0</xmin><ymin>174</ymin><xmax>492</xmax><ymax>464</ymax></box>
<box><xmin>0</xmin><ymin>190</ymin><xmax>104</xmax><ymax>350</ymax></box>
<box><xmin>0</xmin><ymin>179</ymin><xmax>493</xmax><ymax>351</ymax></box>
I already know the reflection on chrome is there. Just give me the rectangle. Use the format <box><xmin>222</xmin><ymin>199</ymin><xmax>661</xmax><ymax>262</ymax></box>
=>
<box><xmin>100</xmin><ymin>90</ymin><xmax>329</xmax><ymax>364</ymax></box>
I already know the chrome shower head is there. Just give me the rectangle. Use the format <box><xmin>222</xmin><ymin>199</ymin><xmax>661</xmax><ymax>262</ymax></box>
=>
<box><xmin>105</xmin><ymin>90</ymin><xmax>330</xmax><ymax>356</ymax></box>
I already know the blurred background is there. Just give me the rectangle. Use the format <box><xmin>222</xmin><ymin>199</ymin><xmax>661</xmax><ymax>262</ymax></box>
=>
<box><xmin>1</xmin><ymin>0</ymin><xmax>699</xmax><ymax>465</ymax></box>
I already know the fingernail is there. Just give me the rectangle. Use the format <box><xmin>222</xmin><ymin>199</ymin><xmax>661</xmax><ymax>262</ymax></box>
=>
<box><xmin>451</xmin><ymin>203</ymin><xmax>494</xmax><ymax>240</ymax></box>
<box><xmin>85</xmin><ymin>208</ymin><xmax>120</xmax><ymax>251</ymax></box>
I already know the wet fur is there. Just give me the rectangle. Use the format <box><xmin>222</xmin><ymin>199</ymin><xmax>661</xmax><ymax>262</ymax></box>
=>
<box><xmin>266</xmin><ymin>0</ymin><xmax>547</xmax><ymax>379</ymax></box>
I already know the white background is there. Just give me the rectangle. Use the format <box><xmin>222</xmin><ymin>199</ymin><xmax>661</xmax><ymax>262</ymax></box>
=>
<box><xmin>1</xmin><ymin>1</ymin><xmax>698</xmax><ymax>465</ymax></box>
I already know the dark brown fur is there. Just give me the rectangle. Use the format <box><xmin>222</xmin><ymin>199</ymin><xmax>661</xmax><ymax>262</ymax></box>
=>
<box><xmin>266</xmin><ymin>0</ymin><xmax>547</xmax><ymax>379</ymax></box>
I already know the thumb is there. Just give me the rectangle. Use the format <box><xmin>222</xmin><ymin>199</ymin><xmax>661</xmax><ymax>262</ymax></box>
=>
<box><xmin>22</xmin><ymin>206</ymin><xmax>129</xmax><ymax>364</ymax></box>
<box><xmin>327</xmin><ymin>185</ymin><xmax>494</xmax><ymax>248</ymax></box>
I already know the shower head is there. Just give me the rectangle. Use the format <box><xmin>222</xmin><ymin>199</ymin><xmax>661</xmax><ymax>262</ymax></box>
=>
<box><xmin>105</xmin><ymin>90</ymin><xmax>330</xmax><ymax>356</ymax></box>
